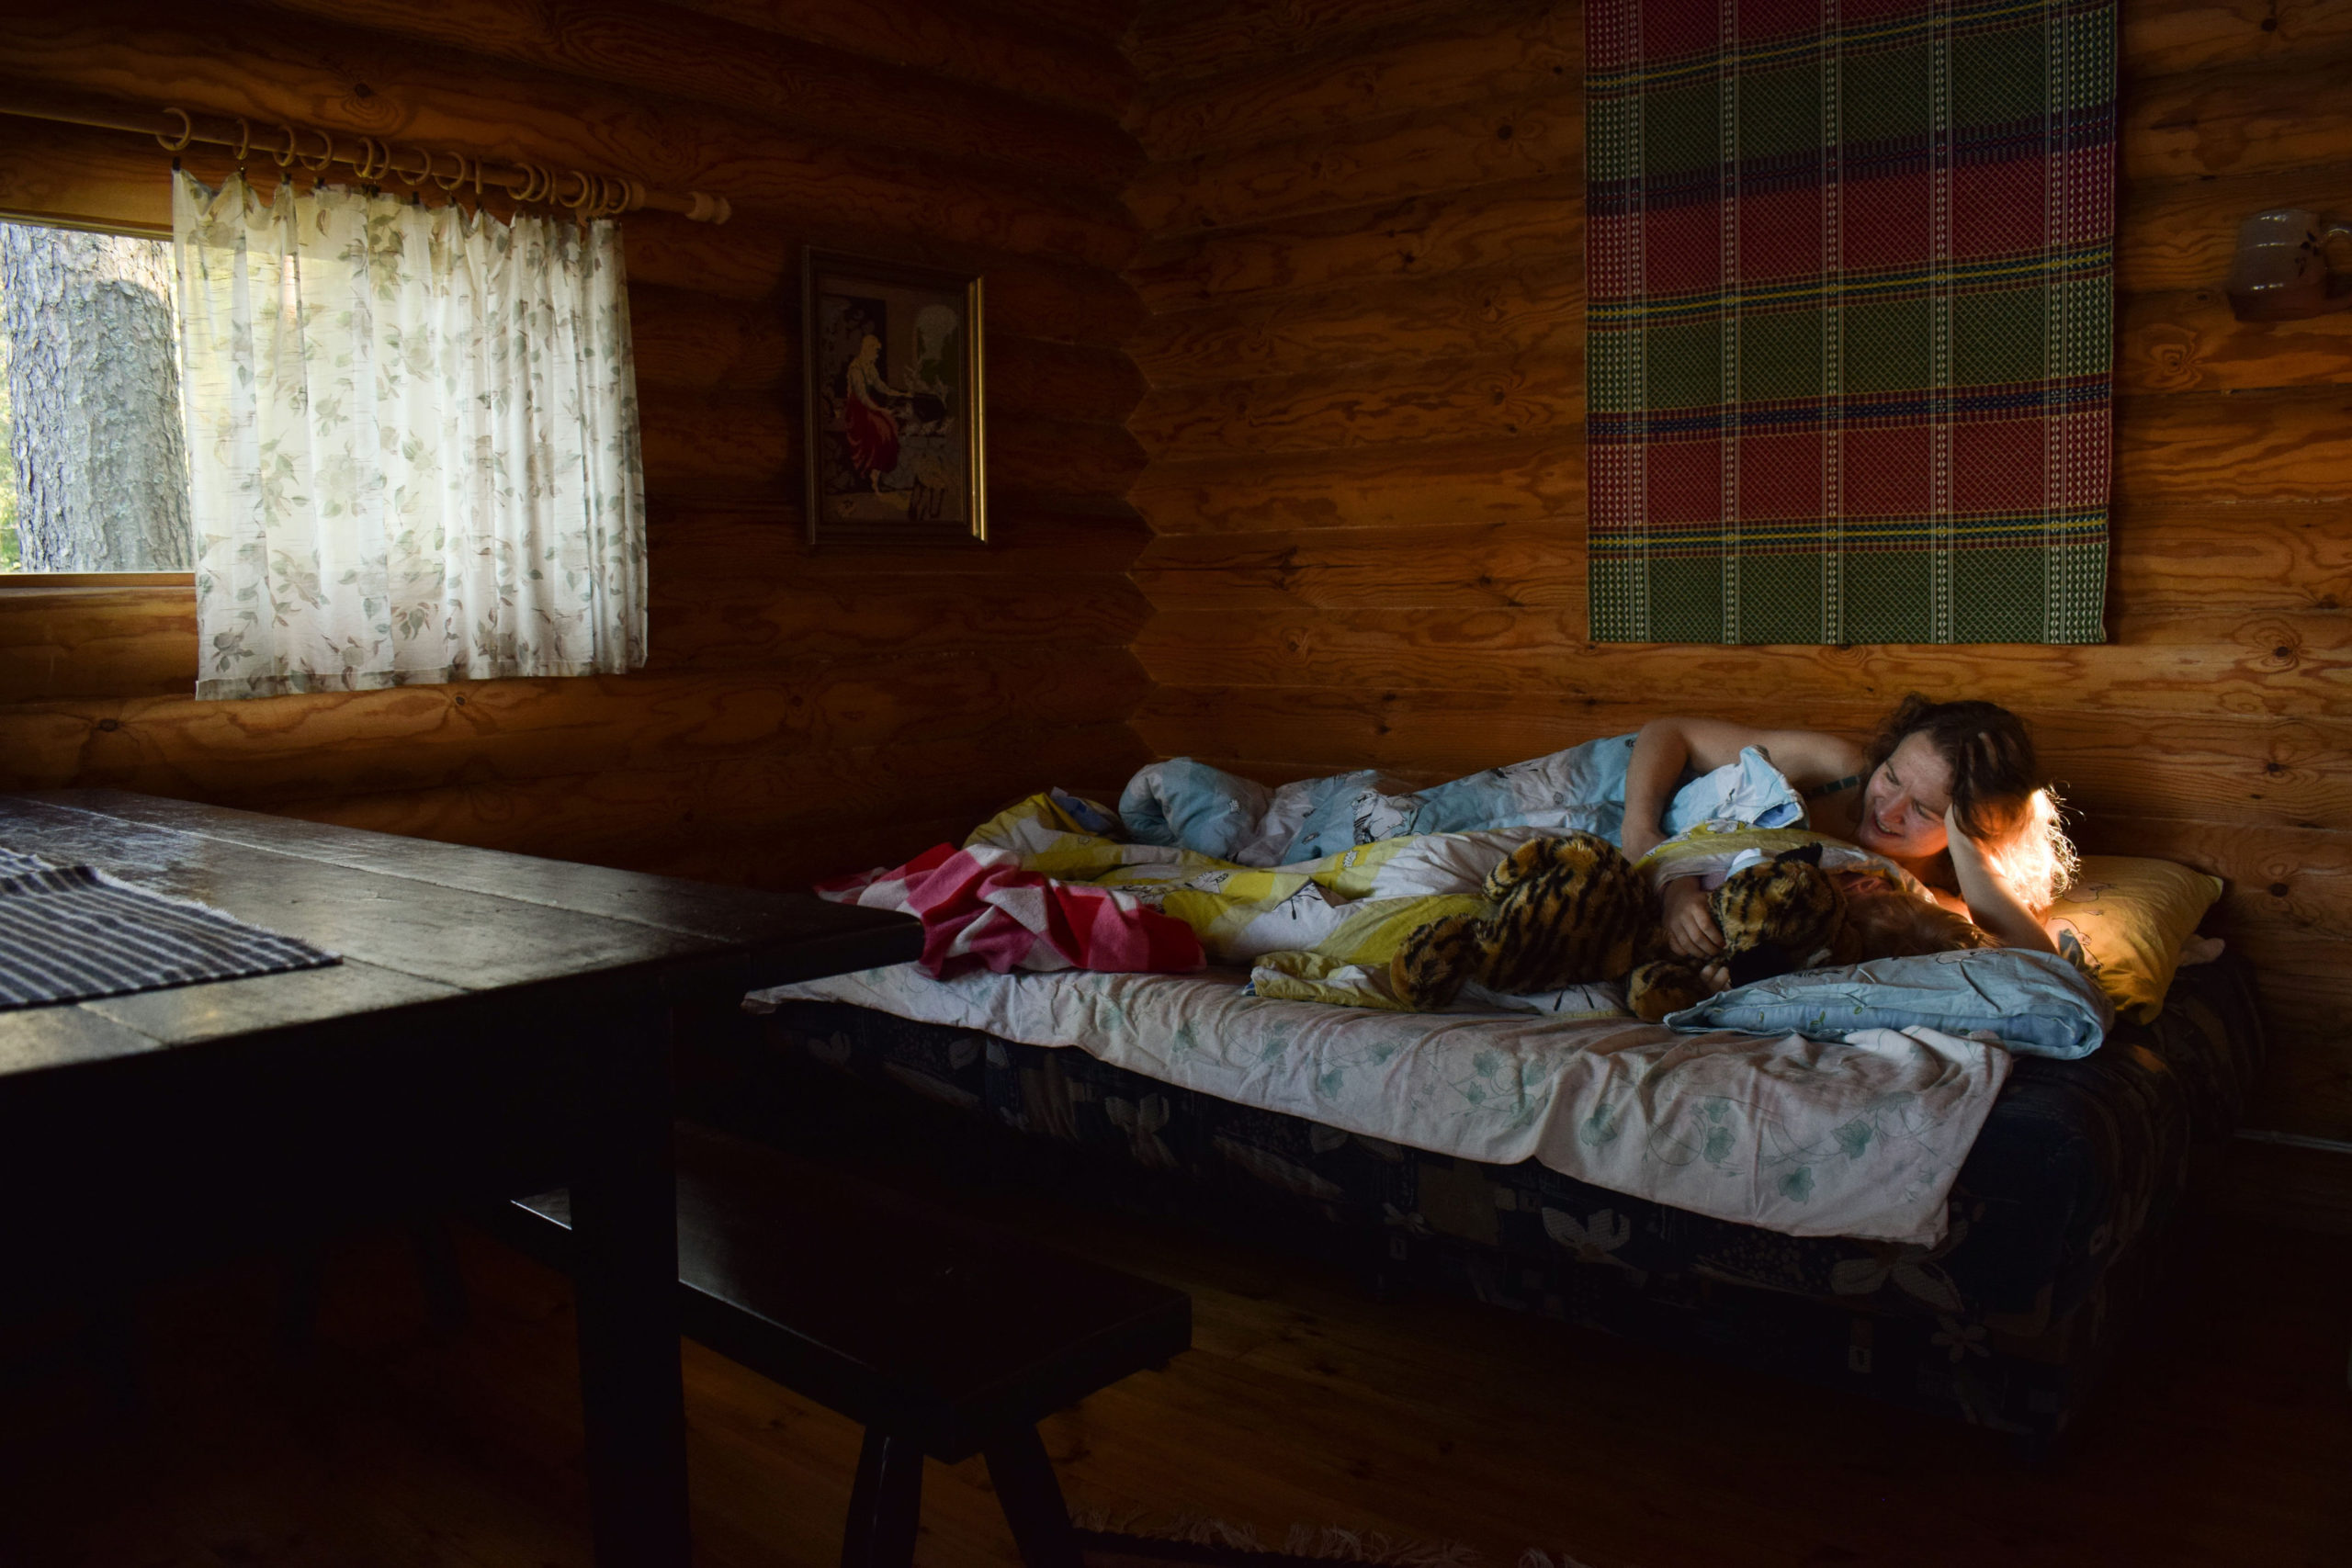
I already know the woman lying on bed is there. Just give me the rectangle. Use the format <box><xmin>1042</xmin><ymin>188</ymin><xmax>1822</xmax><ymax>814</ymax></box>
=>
<box><xmin>1620</xmin><ymin>696</ymin><xmax>2072</xmax><ymax>957</ymax></box>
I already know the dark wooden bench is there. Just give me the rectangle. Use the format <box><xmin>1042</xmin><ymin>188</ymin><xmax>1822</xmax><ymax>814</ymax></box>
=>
<box><xmin>492</xmin><ymin>1121</ymin><xmax>1192</xmax><ymax>1568</ymax></box>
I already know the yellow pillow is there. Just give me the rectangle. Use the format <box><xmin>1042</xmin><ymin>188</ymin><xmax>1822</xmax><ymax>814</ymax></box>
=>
<box><xmin>2044</xmin><ymin>856</ymin><xmax>2224</xmax><ymax>1024</ymax></box>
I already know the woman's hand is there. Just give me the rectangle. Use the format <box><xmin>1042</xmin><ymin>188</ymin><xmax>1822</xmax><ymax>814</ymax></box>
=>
<box><xmin>1942</xmin><ymin>802</ymin><xmax>1987</xmax><ymax>874</ymax></box>
<box><xmin>1660</xmin><ymin>877</ymin><xmax>1723</xmax><ymax>959</ymax></box>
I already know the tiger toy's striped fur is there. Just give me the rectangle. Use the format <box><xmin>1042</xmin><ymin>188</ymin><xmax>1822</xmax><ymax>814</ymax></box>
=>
<box><xmin>1390</xmin><ymin>835</ymin><xmax>1986</xmax><ymax>1021</ymax></box>
<box><xmin>1389</xmin><ymin>832</ymin><xmax>1657</xmax><ymax>1011</ymax></box>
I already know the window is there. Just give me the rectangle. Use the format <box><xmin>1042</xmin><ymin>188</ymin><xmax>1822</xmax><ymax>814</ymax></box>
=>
<box><xmin>0</xmin><ymin>219</ymin><xmax>192</xmax><ymax>575</ymax></box>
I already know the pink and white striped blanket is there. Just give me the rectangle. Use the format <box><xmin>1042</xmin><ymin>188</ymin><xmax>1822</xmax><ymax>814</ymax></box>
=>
<box><xmin>815</xmin><ymin>843</ymin><xmax>1204</xmax><ymax>979</ymax></box>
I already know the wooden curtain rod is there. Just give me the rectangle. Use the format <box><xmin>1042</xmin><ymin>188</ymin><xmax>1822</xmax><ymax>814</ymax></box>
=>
<box><xmin>0</xmin><ymin>86</ymin><xmax>732</xmax><ymax>225</ymax></box>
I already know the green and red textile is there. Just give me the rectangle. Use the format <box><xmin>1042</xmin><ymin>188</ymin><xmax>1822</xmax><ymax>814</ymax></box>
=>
<box><xmin>1586</xmin><ymin>0</ymin><xmax>2113</xmax><ymax>645</ymax></box>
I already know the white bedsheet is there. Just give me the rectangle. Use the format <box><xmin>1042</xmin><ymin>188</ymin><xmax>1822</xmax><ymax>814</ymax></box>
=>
<box><xmin>748</xmin><ymin>964</ymin><xmax>2014</xmax><ymax>1246</ymax></box>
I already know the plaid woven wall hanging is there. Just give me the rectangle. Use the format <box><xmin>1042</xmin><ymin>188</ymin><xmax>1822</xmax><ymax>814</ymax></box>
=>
<box><xmin>1586</xmin><ymin>0</ymin><xmax>2114</xmax><ymax>645</ymax></box>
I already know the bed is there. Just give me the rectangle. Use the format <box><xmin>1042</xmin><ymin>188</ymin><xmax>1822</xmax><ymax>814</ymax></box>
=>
<box><xmin>747</xmin><ymin>950</ymin><xmax>2260</xmax><ymax>1456</ymax></box>
<box><xmin>739</xmin><ymin>750</ymin><xmax>2253</xmax><ymax>1455</ymax></box>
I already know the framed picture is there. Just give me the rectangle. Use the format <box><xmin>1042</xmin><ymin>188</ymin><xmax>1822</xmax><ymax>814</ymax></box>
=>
<box><xmin>800</xmin><ymin>248</ymin><xmax>986</xmax><ymax>546</ymax></box>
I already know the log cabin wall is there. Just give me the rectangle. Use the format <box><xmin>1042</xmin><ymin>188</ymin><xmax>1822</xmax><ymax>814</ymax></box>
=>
<box><xmin>1117</xmin><ymin>0</ymin><xmax>2352</xmax><ymax>1151</ymax></box>
<box><xmin>0</xmin><ymin>0</ymin><xmax>1153</xmax><ymax>887</ymax></box>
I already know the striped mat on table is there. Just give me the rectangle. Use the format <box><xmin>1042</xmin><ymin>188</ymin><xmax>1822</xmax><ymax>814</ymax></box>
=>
<box><xmin>0</xmin><ymin>849</ymin><xmax>339</xmax><ymax>1010</ymax></box>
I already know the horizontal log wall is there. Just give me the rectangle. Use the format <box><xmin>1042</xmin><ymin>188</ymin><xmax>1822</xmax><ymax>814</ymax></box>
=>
<box><xmin>0</xmin><ymin>0</ymin><xmax>1153</xmax><ymax>889</ymax></box>
<box><xmin>1118</xmin><ymin>0</ymin><xmax>2352</xmax><ymax>1148</ymax></box>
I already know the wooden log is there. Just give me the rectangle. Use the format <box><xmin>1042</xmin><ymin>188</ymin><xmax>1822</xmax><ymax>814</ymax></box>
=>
<box><xmin>1133</xmin><ymin>280</ymin><xmax>2335</xmax><ymax>403</ymax></box>
<box><xmin>274</xmin><ymin>720</ymin><xmax>1149</xmax><ymax>869</ymax></box>
<box><xmin>637</xmin><ymin>387</ymin><xmax>1147</xmax><ymax>503</ymax></box>
<box><xmin>1133</xmin><ymin>2</ymin><xmax>1580</xmax><ymax>164</ymax></box>
<box><xmin>1133</xmin><ymin>520</ymin><xmax>1580</xmax><ymax>611</ymax></box>
<box><xmin>1130</xmin><ymin>347</ymin><xmax>1583</xmax><ymax>462</ymax></box>
<box><xmin>1129</xmin><ymin>263</ymin><xmax>1582</xmax><ymax>389</ymax></box>
<box><xmin>669</xmin><ymin>0</ymin><xmax>1136</xmax><ymax>121</ymax></box>
<box><xmin>0</xmin><ymin>502</ymin><xmax>1155</xmax><ymax>705</ymax></box>
<box><xmin>636</xmin><ymin>809</ymin><xmax>989</xmax><ymax>891</ymax></box>
<box><xmin>1128</xmin><ymin>88</ymin><xmax>1584</xmax><ymax>238</ymax></box>
<box><xmin>2112</xmin><ymin>501</ymin><xmax>2352</xmax><ymax>614</ymax></box>
<box><xmin>1125</xmin><ymin>159</ymin><xmax>2340</xmax><ymax>312</ymax></box>
<box><xmin>627</xmin><ymin>286</ymin><xmax>797</xmax><ymax>393</ymax></box>
<box><xmin>2120</xmin><ymin>0</ymin><xmax>2352</xmax><ymax>79</ymax></box>
<box><xmin>248</xmin><ymin>0</ymin><xmax>1140</xmax><ymax>193</ymax></box>
<box><xmin>639</xmin><ymin>387</ymin><xmax>796</xmax><ymax>492</ymax></box>
<box><xmin>0</xmin><ymin>651</ymin><xmax>1151</xmax><ymax>804</ymax></box>
<box><xmin>1129</xmin><ymin>432</ymin><xmax>1584</xmax><ymax>536</ymax></box>
<box><xmin>0</xmin><ymin>584</ymin><xmax>195</xmax><ymax>703</ymax></box>
<box><xmin>0</xmin><ymin>572</ymin><xmax>1157</xmax><ymax>705</ymax></box>
<box><xmin>650</xmin><ymin>578</ymin><xmax>1154</xmax><ymax>671</ymax></box>
<box><xmin>628</xmin><ymin>287</ymin><xmax>1145</xmax><ymax>423</ymax></box>
<box><xmin>986</xmin><ymin>335</ymin><xmax>1150</xmax><ymax>428</ymax></box>
<box><xmin>0</xmin><ymin>122</ymin><xmax>1148</xmax><ymax>361</ymax></box>
<box><xmin>1128</xmin><ymin>2</ymin><xmax>2346</xmax><ymax>165</ymax></box>
<box><xmin>1126</xmin><ymin>501</ymin><xmax>2352</xmax><ymax>618</ymax></box>
<box><xmin>977</xmin><ymin>0</ymin><xmax>1141</xmax><ymax>50</ymax></box>
<box><xmin>2118</xmin><ymin>160</ymin><xmax>2352</xmax><ymax>293</ymax></box>
<box><xmin>1127</xmin><ymin>686</ymin><xmax>2352</xmax><ymax>831</ymax></box>
<box><xmin>988</xmin><ymin>414</ymin><xmax>1152</xmax><ymax>502</ymax></box>
<box><xmin>1126</xmin><ymin>0</ymin><xmax>1518</xmax><ymax>85</ymax></box>
<box><xmin>2118</xmin><ymin>288</ymin><xmax>2352</xmax><ymax>394</ymax></box>
<box><xmin>2117</xmin><ymin>389</ymin><xmax>2352</xmax><ymax>503</ymax></box>
<box><xmin>1128</xmin><ymin>0</ymin><xmax>2342</xmax><ymax>162</ymax></box>
<box><xmin>1126</xmin><ymin>173</ymin><xmax>1581</xmax><ymax>312</ymax></box>
<box><xmin>2120</xmin><ymin>49</ymin><xmax>2352</xmax><ymax>182</ymax></box>
<box><xmin>0</xmin><ymin>6</ymin><xmax>1137</xmax><ymax>270</ymax></box>
<box><xmin>1127</xmin><ymin>606</ymin><xmax>2352</xmax><ymax>724</ymax></box>
<box><xmin>650</xmin><ymin>505</ymin><xmax>1151</xmax><ymax>581</ymax></box>
<box><xmin>2075</xmin><ymin>817</ymin><xmax>2352</xmax><ymax>942</ymax></box>
<box><xmin>622</xmin><ymin>209</ymin><xmax>1143</xmax><ymax>346</ymax></box>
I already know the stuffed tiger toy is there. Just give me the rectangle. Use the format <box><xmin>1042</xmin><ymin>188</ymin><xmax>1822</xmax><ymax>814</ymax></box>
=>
<box><xmin>1388</xmin><ymin>833</ymin><xmax>1987</xmax><ymax>1020</ymax></box>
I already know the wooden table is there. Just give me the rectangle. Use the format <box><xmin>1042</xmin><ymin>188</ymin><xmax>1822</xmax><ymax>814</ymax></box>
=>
<box><xmin>0</xmin><ymin>789</ymin><xmax>919</xmax><ymax>1568</ymax></box>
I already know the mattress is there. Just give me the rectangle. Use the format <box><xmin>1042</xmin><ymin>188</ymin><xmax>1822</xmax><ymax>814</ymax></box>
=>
<box><xmin>756</xmin><ymin>953</ymin><xmax>2262</xmax><ymax>1445</ymax></box>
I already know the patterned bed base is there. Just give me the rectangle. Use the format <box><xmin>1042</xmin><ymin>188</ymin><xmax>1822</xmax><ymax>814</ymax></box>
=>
<box><xmin>753</xmin><ymin>953</ymin><xmax>2262</xmax><ymax>1454</ymax></box>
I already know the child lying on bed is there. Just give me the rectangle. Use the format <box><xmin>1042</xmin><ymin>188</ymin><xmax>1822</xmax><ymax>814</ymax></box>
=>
<box><xmin>1619</xmin><ymin>696</ymin><xmax>2075</xmax><ymax>958</ymax></box>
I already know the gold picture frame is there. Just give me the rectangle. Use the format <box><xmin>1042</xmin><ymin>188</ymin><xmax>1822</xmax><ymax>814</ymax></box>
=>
<box><xmin>800</xmin><ymin>248</ymin><xmax>986</xmax><ymax>546</ymax></box>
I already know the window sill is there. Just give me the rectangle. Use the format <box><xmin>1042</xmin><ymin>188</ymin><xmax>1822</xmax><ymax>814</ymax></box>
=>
<box><xmin>0</xmin><ymin>573</ymin><xmax>195</xmax><ymax>590</ymax></box>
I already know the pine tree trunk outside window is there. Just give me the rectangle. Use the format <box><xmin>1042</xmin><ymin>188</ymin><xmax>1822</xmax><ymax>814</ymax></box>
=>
<box><xmin>0</xmin><ymin>223</ymin><xmax>193</xmax><ymax>572</ymax></box>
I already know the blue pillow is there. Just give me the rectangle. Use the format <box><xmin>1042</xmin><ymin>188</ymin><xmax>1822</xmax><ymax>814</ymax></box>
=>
<box><xmin>1662</xmin><ymin>948</ymin><xmax>2115</xmax><ymax>1059</ymax></box>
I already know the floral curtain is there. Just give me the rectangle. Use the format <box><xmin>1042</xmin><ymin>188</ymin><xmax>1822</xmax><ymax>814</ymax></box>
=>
<box><xmin>172</xmin><ymin>171</ymin><xmax>647</xmax><ymax>700</ymax></box>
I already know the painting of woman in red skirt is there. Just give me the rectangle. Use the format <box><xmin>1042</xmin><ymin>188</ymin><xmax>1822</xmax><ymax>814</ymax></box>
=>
<box><xmin>842</xmin><ymin>333</ymin><xmax>906</xmax><ymax>492</ymax></box>
<box><xmin>806</xmin><ymin>255</ymin><xmax>982</xmax><ymax>541</ymax></box>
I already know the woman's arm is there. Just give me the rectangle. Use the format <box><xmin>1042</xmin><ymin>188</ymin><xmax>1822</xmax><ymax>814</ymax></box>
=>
<box><xmin>1622</xmin><ymin>717</ymin><xmax>1867</xmax><ymax>860</ymax></box>
<box><xmin>1941</xmin><ymin>803</ymin><xmax>2058</xmax><ymax>953</ymax></box>
<box><xmin>1626</xmin><ymin>717</ymin><xmax>1861</xmax><ymax>959</ymax></box>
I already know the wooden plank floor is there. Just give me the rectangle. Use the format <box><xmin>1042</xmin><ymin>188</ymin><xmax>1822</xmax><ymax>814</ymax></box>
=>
<box><xmin>0</xmin><ymin>1168</ymin><xmax>2345</xmax><ymax>1568</ymax></box>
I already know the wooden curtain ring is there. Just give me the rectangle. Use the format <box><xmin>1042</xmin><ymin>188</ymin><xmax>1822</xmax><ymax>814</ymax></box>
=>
<box><xmin>269</xmin><ymin>123</ymin><xmax>300</xmax><ymax>167</ymax></box>
<box><xmin>231</xmin><ymin>117</ymin><xmax>252</xmax><ymax>164</ymax></box>
<box><xmin>355</xmin><ymin>137</ymin><xmax>390</xmax><ymax>181</ymax></box>
<box><xmin>430</xmin><ymin>151</ymin><xmax>469</xmax><ymax>193</ymax></box>
<box><xmin>390</xmin><ymin>144</ymin><xmax>433</xmax><ymax>186</ymax></box>
<box><xmin>154</xmin><ymin>107</ymin><xmax>194</xmax><ymax>153</ymax></box>
<box><xmin>298</xmin><ymin>127</ymin><xmax>335</xmax><ymax>175</ymax></box>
